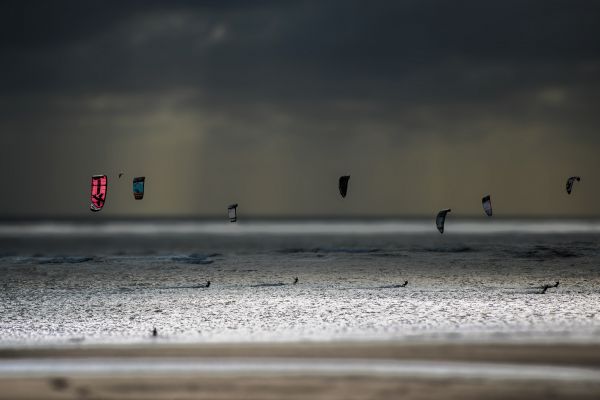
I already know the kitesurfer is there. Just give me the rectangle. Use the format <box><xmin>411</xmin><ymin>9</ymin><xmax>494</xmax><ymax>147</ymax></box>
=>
<box><xmin>541</xmin><ymin>281</ymin><xmax>559</xmax><ymax>294</ymax></box>
<box><xmin>436</xmin><ymin>209</ymin><xmax>451</xmax><ymax>233</ymax></box>
<box><xmin>228</xmin><ymin>204</ymin><xmax>238</xmax><ymax>222</ymax></box>
<box><xmin>90</xmin><ymin>175</ymin><xmax>108</xmax><ymax>212</ymax></box>
<box><xmin>339</xmin><ymin>175</ymin><xmax>350</xmax><ymax>198</ymax></box>
<box><xmin>482</xmin><ymin>195</ymin><xmax>492</xmax><ymax>216</ymax></box>
<box><xmin>566</xmin><ymin>177</ymin><xmax>581</xmax><ymax>194</ymax></box>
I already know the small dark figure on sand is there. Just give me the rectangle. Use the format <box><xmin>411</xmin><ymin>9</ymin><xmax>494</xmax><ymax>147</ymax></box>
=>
<box><xmin>152</xmin><ymin>327</ymin><xmax>157</xmax><ymax>337</ymax></box>
<box><xmin>293</xmin><ymin>277</ymin><xmax>299</xmax><ymax>285</ymax></box>
<box><xmin>400</xmin><ymin>281</ymin><xmax>408</xmax><ymax>287</ymax></box>
<box><xmin>541</xmin><ymin>281</ymin><xmax>559</xmax><ymax>294</ymax></box>
<box><xmin>206</xmin><ymin>280</ymin><xmax>211</xmax><ymax>288</ymax></box>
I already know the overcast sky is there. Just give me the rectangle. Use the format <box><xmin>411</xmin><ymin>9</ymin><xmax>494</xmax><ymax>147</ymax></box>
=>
<box><xmin>1</xmin><ymin>1</ymin><xmax>599</xmax><ymax>217</ymax></box>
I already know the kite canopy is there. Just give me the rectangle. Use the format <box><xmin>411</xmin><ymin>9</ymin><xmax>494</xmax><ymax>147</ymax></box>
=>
<box><xmin>90</xmin><ymin>175</ymin><xmax>107</xmax><ymax>212</ymax></box>
<box><xmin>482</xmin><ymin>195</ymin><xmax>492</xmax><ymax>217</ymax></box>
<box><xmin>118</xmin><ymin>172</ymin><xmax>124</xmax><ymax>178</ymax></box>
<box><xmin>338</xmin><ymin>175</ymin><xmax>350</xmax><ymax>198</ymax></box>
<box><xmin>133</xmin><ymin>177</ymin><xmax>145</xmax><ymax>200</ymax></box>
<box><xmin>566</xmin><ymin>176</ymin><xmax>580</xmax><ymax>195</ymax></box>
<box><xmin>436</xmin><ymin>208</ymin><xmax>451</xmax><ymax>233</ymax></box>
<box><xmin>228</xmin><ymin>203</ymin><xmax>238</xmax><ymax>223</ymax></box>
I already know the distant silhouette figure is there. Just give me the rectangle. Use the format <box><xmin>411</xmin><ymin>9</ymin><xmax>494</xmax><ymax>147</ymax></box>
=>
<box><xmin>49</xmin><ymin>377</ymin><xmax>69</xmax><ymax>391</ymax></box>
<box><xmin>293</xmin><ymin>277</ymin><xmax>298</xmax><ymax>285</ymax></box>
<box><xmin>400</xmin><ymin>281</ymin><xmax>408</xmax><ymax>287</ymax></box>
<box><xmin>205</xmin><ymin>280</ymin><xmax>211</xmax><ymax>288</ymax></box>
<box><xmin>541</xmin><ymin>281</ymin><xmax>559</xmax><ymax>294</ymax></box>
<box><xmin>152</xmin><ymin>327</ymin><xmax>157</xmax><ymax>337</ymax></box>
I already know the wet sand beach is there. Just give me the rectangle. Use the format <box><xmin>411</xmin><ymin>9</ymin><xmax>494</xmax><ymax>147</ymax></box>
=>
<box><xmin>1</xmin><ymin>342</ymin><xmax>600</xmax><ymax>399</ymax></box>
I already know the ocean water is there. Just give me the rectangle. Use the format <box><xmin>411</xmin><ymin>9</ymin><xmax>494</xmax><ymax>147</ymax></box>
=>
<box><xmin>1</xmin><ymin>219</ymin><xmax>599</xmax><ymax>346</ymax></box>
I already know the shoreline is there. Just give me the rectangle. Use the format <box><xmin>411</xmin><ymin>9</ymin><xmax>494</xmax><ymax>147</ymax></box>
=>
<box><xmin>2</xmin><ymin>341</ymin><xmax>600</xmax><ymax>366</ymax></box>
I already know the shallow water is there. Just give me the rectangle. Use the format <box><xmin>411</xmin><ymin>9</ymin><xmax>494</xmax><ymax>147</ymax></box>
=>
<box><xmin>2</xmin><ymin>358</ymin><xmax>600</xmax><ymax>381</ymax></box>
<box><xmin>1</xmin><ymin>219</ymin><xmax>599</xmax><ymax>346</ymax></box>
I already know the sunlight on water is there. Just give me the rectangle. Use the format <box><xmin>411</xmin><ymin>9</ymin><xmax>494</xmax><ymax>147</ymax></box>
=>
<box><xmin>0</xmin><ymin>220</ymin><xmax>599</xmax><ymax>346</ymax></box>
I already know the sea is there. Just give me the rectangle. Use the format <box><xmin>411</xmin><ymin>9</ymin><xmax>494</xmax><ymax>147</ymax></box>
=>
<box><xmin>1</xmin><ymin>219</ymin><xmax>599</xmax><ymax>346</ymax></box>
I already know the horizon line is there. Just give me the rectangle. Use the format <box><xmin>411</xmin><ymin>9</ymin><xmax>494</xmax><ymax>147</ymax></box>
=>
<box><xmin>1</xmin><ymin>214</ymin><xmax>600</xmax><ymax>222</ymax></box>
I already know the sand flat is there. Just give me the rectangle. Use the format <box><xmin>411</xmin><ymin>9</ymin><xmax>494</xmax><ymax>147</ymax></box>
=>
<box><xmin>3</xmin><ymin>375</ymin><xmax>600</xmax><ymax>400</ymax></box>
<box><xmin>1</xmin><ymin>342</ymin><xmax>600</xmax><ymax>399</ymax></box>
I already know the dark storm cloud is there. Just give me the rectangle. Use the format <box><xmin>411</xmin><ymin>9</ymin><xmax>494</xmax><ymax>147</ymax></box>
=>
<box><xmin>2</xmin><ymin>1</ymin><xmax>598</xmax><ymax>131</ymax></box>
<box><xmin>1</xmin><ymin>1</ymin><xmax>600</xmax><ymax>216</ymax></box>
<box><xmin>3</xmin><ymin>1</ymin><xmax>600</xmax><ymax>96</ymax></box>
